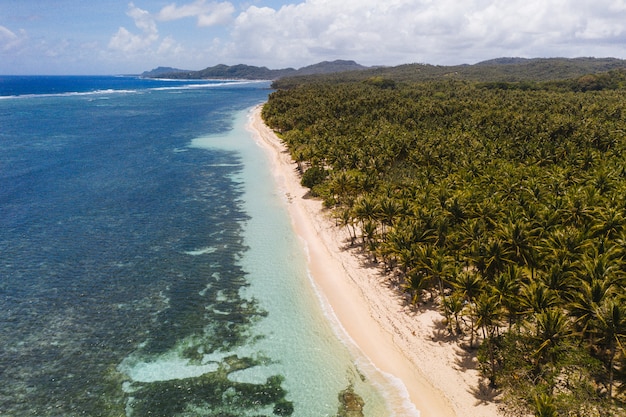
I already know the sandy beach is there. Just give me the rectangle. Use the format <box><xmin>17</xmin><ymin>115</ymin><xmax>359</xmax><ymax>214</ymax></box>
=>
<box><xmin>247</xmin><ymin>105</ymin><xmax>502</xmax><ymax>417</ymax></box>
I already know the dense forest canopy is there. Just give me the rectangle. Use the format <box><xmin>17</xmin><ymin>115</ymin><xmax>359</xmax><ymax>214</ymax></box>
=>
<box><xmin>262</xmin><ymin>66</ymin><xmax>626</xmax><ymax>416</ymax></box>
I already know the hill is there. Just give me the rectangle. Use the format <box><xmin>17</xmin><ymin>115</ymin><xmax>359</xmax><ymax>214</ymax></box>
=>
<box><xmin>271</xmin><ymin>57</ymin><xmax>626</xmax><ymax>88</ymax></box>
<box><xmin>143</xmin><ymin>60</ymin><xmax>368</xmax><ymax>80</ymax></box>
<box><xmin>140</xmin><ymin>66</ymin><xmax>191</xmax><ymax>77</ymax></box>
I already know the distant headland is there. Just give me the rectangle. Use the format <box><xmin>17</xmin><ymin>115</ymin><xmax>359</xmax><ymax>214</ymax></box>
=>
<box><xmin>140</xmin><ymin>60</ymin><xmax>367</xmax><ymax>80</ymax></box>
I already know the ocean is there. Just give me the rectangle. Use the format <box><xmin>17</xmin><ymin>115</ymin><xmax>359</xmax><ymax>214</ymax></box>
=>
<box><xmin>0</xmin><ymin>76</ymin><xmax>398</xmax><ymax>416</ymax></box>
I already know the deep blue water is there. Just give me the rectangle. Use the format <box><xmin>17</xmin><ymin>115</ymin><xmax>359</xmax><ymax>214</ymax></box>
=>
<box><xmin>0</xmin><ymin>77</ymin><xmax>278</xmax><ymax>415</ymax></box>
<box><xmin>0</xmin><ymin>75</ymin><xmax>242</xmax><ymax>97</ymax></box>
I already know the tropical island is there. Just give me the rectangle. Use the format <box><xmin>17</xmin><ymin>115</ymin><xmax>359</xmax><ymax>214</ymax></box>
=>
<box><xmin>256</xmin><ymin>58</ymin><xmax>626</xmax><ymax>417</ymax></box>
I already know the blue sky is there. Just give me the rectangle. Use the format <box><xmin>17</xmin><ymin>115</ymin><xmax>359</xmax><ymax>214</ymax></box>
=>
<box><xmin>1</xmin><ymin>0</ymin><xmax>625</xmax><ymax>74</ymax></box>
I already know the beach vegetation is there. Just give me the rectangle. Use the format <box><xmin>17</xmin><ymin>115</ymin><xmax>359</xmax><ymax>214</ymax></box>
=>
<box><xmin>300</xmin><ymin>165</ymin><xmax>327</xmax><ymax>191</ymax></box>
<box><xmin>262</xmin><ymin>67</ymin><xmax>626</xmax><ymax>416</ymax></box>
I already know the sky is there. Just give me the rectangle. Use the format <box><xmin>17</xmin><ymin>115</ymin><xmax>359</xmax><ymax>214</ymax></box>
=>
<box><xmin>1</xmin><ymin>0</ymin><xmax>625</xmax><ymax>74</ymax></box>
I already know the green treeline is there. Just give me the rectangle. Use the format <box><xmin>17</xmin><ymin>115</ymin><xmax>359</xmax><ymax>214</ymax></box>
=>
<box><xmin>262</xmin><ymin>71</ymin><xmax>626</xmax><ymax>416</ymax></box>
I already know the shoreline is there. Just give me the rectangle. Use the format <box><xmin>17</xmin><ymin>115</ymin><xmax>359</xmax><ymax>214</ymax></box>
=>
<box><xmin>246</xmin><ymin>105</ymin><xmax>502</xmax><ymax>417</ymax></box>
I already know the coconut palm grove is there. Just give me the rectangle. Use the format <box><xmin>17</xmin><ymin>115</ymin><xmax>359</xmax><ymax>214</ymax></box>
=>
<box><xmin>262</xmin><ymin>61</ymin><xmax>626</xmax><ymax>416</ymax></box>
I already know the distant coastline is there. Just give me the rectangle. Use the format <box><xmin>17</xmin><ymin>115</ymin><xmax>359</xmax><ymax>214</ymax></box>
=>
<box><xmin>142</xmin><ymin>57</ymin><xmax>626</xmax><ymax>83</ymax></box>
<box><xmin>141</xmin><ymin>60</ymin><xmax>367</xmax><ymax>80</ymax></box>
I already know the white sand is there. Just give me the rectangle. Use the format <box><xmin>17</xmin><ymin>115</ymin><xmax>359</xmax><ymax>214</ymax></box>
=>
<box><xmin>247</xmin><ymin>106</ymin><xmax>502</xmax><ymax>417</ymax></box>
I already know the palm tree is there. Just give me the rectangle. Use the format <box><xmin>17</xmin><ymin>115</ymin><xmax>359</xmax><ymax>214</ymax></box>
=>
<box><xmin>378</xmin><ymin>197</ymin><xmax>400</xmax><ymax>236</ymax></box>
<box><xmin>442</xmin><ymin>290</ymin><xmax>464</xmax><ymax>335</ymax></box>
<box><xmin>403</xmin><ymin>270</ymin><xmax>430</xmax><ymax>306</ymax></box>
<box><xmin>409</xmin><ymin>244</ymin><xmax>455</xmax><ymax>320</ymax></box>
<box><xmin>532</xmin><ymin>308</ymin><xmax>571</xmax><ymax>369</ymax></box>
<box><xmin>291</xmin><ymin>146</ymin><xmax>307</xmax><ymax>173</ymax></box>
<box><xmin>453</xmin><ymin>217</ymin><xmax>486</xmax><ymax>265</ymax></box>
<box><xmin>520</xmin><ymin>282</ymin><xmax>559</xmax><ymax>337</ymax></box>
<box><xmin>385</xmin><ymin>219</ymin><xmax>438</xmax><ymax>273</ymax></box>
<box><xmin>361</xmin><ymin>220</ymin><xmax>378</xmax><ymax>252</ymax></box>
<box><xmin>452</xmin><ymin>270</ymin><xmax>484</xmax><ymax>348</ymax></box>
<box><xmin>537</xmin><ymin>261</ymin><xmax>574</xmax><ymax>300</ymax></box>
<box><xmin>445</xmin><ymin>196</ymin><xmax>467</xmax><ymax>226</ymax></box>
<box><xmin>411</xmin><ymin>244</ymin><xmax>453</xmax><ymax>296</ymax></box>
<box><xmin>353</xmin><ymin>195</ymin><xmax>379</xmax><ymax>230</ymax></box>
<box><xmin>573</xmin><ymin>248</ymin><xmax>622</xmax><ymax>287</ymax></box>
<box><xmin>474</xmin><ymin>292</ymin><xmax>503</xmax><ymax>386</ymax></box>
<box><xmin>541</xmin><ymin>226</ymin><xmax>590</xmax><ymax>267</ymax></box>
<box><xmin>493</xmin><ymin>265</ymin><xmax>524</xmax><ymax>330</ymax></box>
<box><xmin>593</xmin><ymin>298</ymin><xmax>626</xmax><ymax>398</ymax></box>
<box><xmin>482</xmin><ymin>238</ymin><xmax>512</xmax><ymax>281</ymax></box>
<box><xmin>330</xmin><ymin>171</ymin><xmax>354</xmax><ymax>205</ymax></box>
<box><xmin>589</xmin><ymin>207</ymin><xmax>625</xmax><ymax>241</ymax></box>
<box><xmin>562</xmin><ymin>191</ymin><xmax>594</xmax><ymax>227</ymax></box>
<box><xmin>568</xmin><ymin>278</ymin><xmax>615</xmax><ymax>343</ymax></box>
<box><xmin>336</xmin><ymin>208</ymin><xmax>358</xmax><ymax>245</ymax></box>
<box><xmin>499</xmin><ymin>220</ymin><xmax>538</xmax><ymax>278</ymax></box>
<box><xmin>471</xmin><ymin>198</ymin><xmax>501</xmax><ymax>231</ymax></box>
<box><xmin>366</xmin><ymin>238</ymin><xmax>379</xmax><ymax>264</ymax></box>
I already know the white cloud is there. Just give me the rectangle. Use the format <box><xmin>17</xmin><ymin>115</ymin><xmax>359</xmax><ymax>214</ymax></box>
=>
<box><xmin>157</xmin><ymin>0</ymin><xmax>235</xmax><ymax>27</ymax></box>
<box><xmin>224</xmin><ymin>0</ymin><xmax>626</xmax><ymax>67</ymax></box>
<box><xmin>157</xmin><ymin>36</ymin><xmax>185</xmax><ymax>55</ymax></box>
<box><xmin>127</xmin><ymin>3</ymin><xmax>158</xmax><ymax>36</ymax></box>
<box><xmin>0</xmin><ymin>25</ymin><xmax>27</xmax><ymax>52</ymax></box>
<box><xmin>108</xmin><ymin>3</ymin><xmax>159</xmax><ymax>53</ymax></box>
<box><xmin>44</xmin><ymin>39</ymin><xmax>70</xmax><ymax>58</ymax></box>
<box><xmin>197</xmin><ymin>3</ymin><xmax>235</xmax><ymax>26</ymax></box>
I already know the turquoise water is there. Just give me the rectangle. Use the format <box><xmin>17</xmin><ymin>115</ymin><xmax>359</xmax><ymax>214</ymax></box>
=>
<box><xmin>188</xmin><ymin>110</ymin><xmax>392</xmax><ymax>416</ymax></box>
<box><xmin>0</xmin><ymin>77</ymin><xmax>403</xmax><ymax>416</ymax></box>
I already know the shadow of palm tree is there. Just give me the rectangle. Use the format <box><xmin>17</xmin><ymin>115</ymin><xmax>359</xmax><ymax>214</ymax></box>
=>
<box><xmin>454</xmin><ymin>344</ymin><xmax>478</xmax><ymax>371</ymax></box>
<box><xmin>431</xmin><ymin>316</ymin><xmax>457</xmax><ymax>343</ymax></box>
<box><xmin>469</xmin><ymin>379</ymin><xmax>500</xmax><ymax>405</ymax></box>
